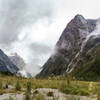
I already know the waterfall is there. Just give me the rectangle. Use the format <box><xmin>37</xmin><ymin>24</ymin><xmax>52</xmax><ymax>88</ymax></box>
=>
<box><xmin>80</xmin><ymin>21</ymin><xmax>100</xmax><ymax>52</ymax></box>
<box><xmin>66</xmin><ymin>21</ymin><xmax>100</xmax><ymax>73</ymax></box>
<box><xmin>66</xmin><ymin>52</ymin><xmax>80</xmax><ymax>72</ymax></box>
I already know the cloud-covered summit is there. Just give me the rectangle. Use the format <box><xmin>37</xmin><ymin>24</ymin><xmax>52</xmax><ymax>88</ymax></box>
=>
<box><xmin>0</xmin><ymin>0</ymin><xmax>100</xmax><ymax>76</ymax></box>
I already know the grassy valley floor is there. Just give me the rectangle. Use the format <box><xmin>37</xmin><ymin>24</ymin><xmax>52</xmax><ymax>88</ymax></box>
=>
<box><xmin>0</xmin><ymin>75</ymin><xmax>100</xmax><ymax>100</ymax></box>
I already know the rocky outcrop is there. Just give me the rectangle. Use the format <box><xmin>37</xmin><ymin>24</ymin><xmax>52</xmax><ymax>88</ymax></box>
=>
<box><xmin>0</xmin><ymin>49</ymin><xmax>19</xmax><ymax>74</ymax></box>
<box><xmin>37</xmin><ymin>14</ymin><xmax>100</xmax><ymax>78</ymax></box>
<box><xmin>9</xmin><ymin>53</ymin><xmax>25</xmax><ymax>70</ymax></box>
<box><xmin>72</xmin><ymin>35</ymin><xmax>100</xmax><ymax>80</ymax></box>
<box><xmin>9</xmin><ymin>53</ymin><xmax>32</xmax><ymax>77</ymax></box>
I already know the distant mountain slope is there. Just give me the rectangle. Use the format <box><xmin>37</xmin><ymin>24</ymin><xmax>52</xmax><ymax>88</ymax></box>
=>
<box><xmin>9</xmin><ymin>53</ymin><xmax>32</xmax><ymax>77</ymax></box>
<box><xmin>0</xmin><ymin>49</ymin><xmax>19</xmax><ymax>74</ymax></box>
<box><xmin>37</xmin><ymin>14</ymin><xmax>100</xmax><ymax>80</ymax></box>
<box><xmin>9</xmin><ymin>53</ymin><xmax>25</xmax><ymax>70</ymax></box>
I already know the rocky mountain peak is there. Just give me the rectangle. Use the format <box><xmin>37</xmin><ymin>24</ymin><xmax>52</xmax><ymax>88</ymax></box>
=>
<box><xmin>37</xmin><ymin>15</ymin><xmax>99</xmax><ymax>78</ymax></box>
<box><xmin>67</xmin><ymin>14</ymin><xmax>88</xmax><ymax>30</ymax></box>
<box><xmin>9</xmin><ymin>53</ymin><xmax>26</xmax><ymax>70</ymax></box>
<box><xmin>0</xmin><ymin>49</ymin><xmax>19</xmax><ymax>73</ymax></box>
<box><xmin>74</xmin><ymin>14</ymin><xmax>87</xmax><ymax>24</ymax></box>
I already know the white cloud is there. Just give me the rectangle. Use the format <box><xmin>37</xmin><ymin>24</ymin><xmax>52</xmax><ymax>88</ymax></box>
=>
<box><xmin>0</xmin><ymin>0</ymin><xmax>100</xmax><ymax>75</ymax></box>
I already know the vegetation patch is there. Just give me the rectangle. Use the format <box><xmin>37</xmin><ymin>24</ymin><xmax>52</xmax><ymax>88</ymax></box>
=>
<box><xmin>47</xmin><ymin>91</ymin><xmax>54</xmax><ymax>97</ymax></box>
<box><xmin>15</xmin><ymin>81</ymin><xmax>21</xmax><ymax>91</ymax></box>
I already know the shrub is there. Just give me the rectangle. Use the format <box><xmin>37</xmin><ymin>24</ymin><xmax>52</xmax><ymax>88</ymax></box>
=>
<box><xmin>47</xmin><ymin>91</ymin><xmax>54</xmax><ymax>97</ymax></box>
<box><xmin>59</xmin><ymin>82</ymin><xmax>67</xmax><ymax>92</ymax></box>
<box><xmin>34</xmin><ymin>94</ymin><xmax>46</xmax><ymax>100</ymax></box>
<box><xmin>9</xmin><ymin>96</ymin><xmax>13</xmax><ymax>100</ymax></box>
<box><xmin>0</xmin><ymin>90</ymin><xmax>3</xmax><ymax>95</ymax></box>
<box><xmin>97</xmin><ymin>92</ymin><xmax>100</xmax><ymax>100</ymax></box>
<box><xmin>25</xmin><ymin>92</ymin><xmax>31</xmax><ymax>100</ymax></box>
<box><xmin>66</xmin><ymin>74</ymin><xmax>71</xmax><ymax>86</ymax></box>
<box><xmin>0</xmin><ymin>81</ymin><xmax>3</xmax><ymax>89</ymax></box>
<box><xmin>77</xmin><ymin>88</ymin><xmax>89</xmax><ymax>96</ymax></box>
<box><xmin>60</xmin><ymin>85</ymin><xmax>89</xmax><ymax>96</ymax></box>
<box><xmin>33</xmin><ymin>90</ymin><xmax>39</xmax><ymax>94</ymax></box>
<box><xmin>26</xmin><ymin>82</ymin><xmax>31</xmax><ymax>93</ymax></box>
<box><xmin>53</xmin><ymin>96</ymin><xmax>59</xmax><ymax>100</ymax></box>
<box><xmin>15</xmin><ymin>81</ymin><xmax>21</xmax><ymax>91</ymax></box>
<box><xmin>3</xmin><ymin>83</ymin><xmax>8</xmax><ymax>89</ymax></box>
<box><xmin>67</xmin><ymin>96</ymin><xmax>80</xmax><ymax>100</ymax></box>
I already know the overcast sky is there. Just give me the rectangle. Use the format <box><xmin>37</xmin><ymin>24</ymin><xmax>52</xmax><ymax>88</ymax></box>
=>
<box><xmin>0</xmin><ymin>0</ymin><xmax>100</xmax><ymax>75</ymax></box>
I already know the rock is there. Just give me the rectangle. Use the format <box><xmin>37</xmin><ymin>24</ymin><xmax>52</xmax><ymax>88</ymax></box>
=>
<box><xmin>37</xmin><ymin>14</ymin><xmax>100</xmax><ymax>79</ymax></box>
<box><xmin>0</xmin><ymin>49</ymin><xmax>19</xmax><ymax>74</ymax></box>
<box><xmin>9</xmin><ymin>53</ymin><xmax>25</xmax><ymax>70</ymax></box>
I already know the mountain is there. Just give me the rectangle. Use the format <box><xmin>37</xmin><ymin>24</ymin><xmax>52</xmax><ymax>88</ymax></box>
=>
<box><xmin>9</xmin><ymin>53</ymin><xmax>26</xmax><ymax>70</ymax></box>
<box><xmin>9</xmin><ymin>53</ymin><xmax>32</xmax><ymax>77</ymax></box>
<box><xmin>0</xmin><ymin>49</ymin><xmax>19</xmax><ymax>74</ymax></box>
<box><xmin>37</xmin><ymin>14</ymin><xmax>100</xmax><ymax>80</ymax></box>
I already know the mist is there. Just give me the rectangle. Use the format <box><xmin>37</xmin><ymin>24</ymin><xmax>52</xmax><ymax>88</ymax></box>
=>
<box><xmin>0</xmin><ymin>0</ymin><xmax>100</xmax><ymax>76</ymax></box>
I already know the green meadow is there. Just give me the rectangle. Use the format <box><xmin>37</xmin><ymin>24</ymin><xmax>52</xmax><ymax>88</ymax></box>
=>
<box><xmin>0</xmin><ymin>74</ymin><xmax>100</xmax><ymax>100</ymax></box>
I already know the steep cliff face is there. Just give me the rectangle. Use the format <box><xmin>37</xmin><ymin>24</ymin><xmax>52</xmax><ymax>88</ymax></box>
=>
<box><xmin>37</xmin><ymin>15</ymin><xmax>100</xmax><ymax>78</ymax></box>
<box><xmin>9</xmin><ymin>53</ymin><xmax>25</xmax><ymax>70</ymax></box>
<box><xmin>72</xmin><ymin>35</ymin><xmax>100</xmax><ymax>80</ymax></box>
<box><xmin>0</xmin><ymin>49</ymin><xmax>19</xmax><ymax>74</ymax></box>
<box><xmin>9</xmin><ymin>53</ymin><xmax>32</xmax><ymax>77</ymax></box>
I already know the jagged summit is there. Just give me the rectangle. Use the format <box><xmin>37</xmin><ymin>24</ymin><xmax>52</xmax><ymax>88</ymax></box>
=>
<box><xmin>67</xmin><ymin>14</ymin><xmax>88</xmax><ymax>29</ymax></box>
<box><xmin>73</xmin><ymin>14</ymin><xmax>87</xmax><ymax>24</ymax></box>
<box><xmin>37</xmin><ymin>15</ymin><xmax>100</xmax><ymax>79</ymax></box>
<box><xmin>9</xmin><ymin>53</ymin><xmax>26</xmax><ymax>70</ymax></box>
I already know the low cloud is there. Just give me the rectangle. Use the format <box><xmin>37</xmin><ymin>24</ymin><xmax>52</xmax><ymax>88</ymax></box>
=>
<box><xmin>0</xmin><ymin>0</ymin><xmax>100</xmax><ymax>76</ymax></box>
<box><xmin>0</xmin><ymin>0</ymin><xmax>54</xmax><ymax>45</ymax></box>
<box><xmin>30</xmin><ymin>43</ymin><xmax>51</xmax><ymax>55</ymax></box>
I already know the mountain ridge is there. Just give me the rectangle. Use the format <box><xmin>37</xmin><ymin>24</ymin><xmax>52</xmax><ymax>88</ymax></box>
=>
<box><xmin>37</xmin><ymin>14</ymin><xmax>100</xmax><ymax>80</ymax></box>
<box><xmin>0</xmin><ymin>49</ymin><xmax>19</xmax><ymax>74</ymax></box>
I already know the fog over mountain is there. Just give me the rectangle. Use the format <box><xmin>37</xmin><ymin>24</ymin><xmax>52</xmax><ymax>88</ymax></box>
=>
<box><xmin>0</xmin><ymin>0</ymin><xmax>100</xmax><ymax>76</ymax></box>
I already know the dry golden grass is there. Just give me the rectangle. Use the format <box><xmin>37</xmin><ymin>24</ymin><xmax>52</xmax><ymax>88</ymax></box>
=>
<box><xmin>0</xmin><ymin>75</ymin><xmax>100</xmax><ymax>96</ymax></box>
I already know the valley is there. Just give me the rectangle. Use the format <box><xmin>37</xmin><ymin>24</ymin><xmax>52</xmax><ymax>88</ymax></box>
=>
<box><xmin>0</xmin><ymin>15</ymin><xmax>100</xmax><ymax>100</ymax></box>
<box><xmin>0</xmin><ymin>75</ymin><xmax>99</xmax><ymax>100</ymax></box>
<box><xmin>0</xmin><ymin>0</ymin><xmax>100</xmax><ymax>99</ymax></box>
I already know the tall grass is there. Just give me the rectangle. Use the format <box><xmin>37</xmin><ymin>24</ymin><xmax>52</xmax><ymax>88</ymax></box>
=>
<box><xmin>15</xmin><ymin>81</ymin><xmax>21</xmax><ymax>91</ymax></box>
<box><xmin>0</xmin><ymin>75</ymin><xmax>100</xmax><ymax>97</ymax></box>
<box><xmin>0</xmin><ymin>81</ymin><xmax>3</xmax><ymax>89</ymax></box>
<box><xmin>26</xmin><ymin>82</ymin><xmax>32</xmax><ymax>93</ymax></box>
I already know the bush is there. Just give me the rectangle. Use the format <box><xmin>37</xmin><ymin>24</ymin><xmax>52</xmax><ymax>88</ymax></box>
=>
<box><xmin>34</xmin><ymin>94</ymin><xmax>46</xmax><ymax>100</ymax></box>
<box><xmin>0</xmin><ymin>81</ymin><xmax>3</xmax><ymax>89</ymax></box>
<box><xmin>26</xmin><ymin>82</ymin><xmax>32</xmax><ymax>93</ymax></box>
<box><xmin>33</xmin><ymin>90</ymin><xmax>39</xmax><ymax>94</ymax></box>
<box><xmin>15</xmin><ymin>81</ymin><xmax>21</xmax><ymax>91</ymax></box>
<box><xmin>59</xmin><ymin>82</ymin><xmax>67</xmax><ymax>92</ymax></box>
<box><xmin>53</xmin><ymin>96</ymin><xmax>59</xmax><ymax>100</ymax></box>
<box><xmin>25</xmin><ymin>93</ymin><xmax>31</xmax><ymax>100</ymax></box>
<box><xmin>66</xmin><ymin>74</ymin><xmax>71</xmax><ymax>86</ymax></box>
<box><xmin>60</xmin><ymin>85</ymin><xmax>89</xmax><ymax>96</ymax></box>
<box><xmin>66</xmin><ymin>96</ymin><xmax>80</xmax><ymax>100</ymax></box>
<box><xmin>0</xmin><ymin>90</ymin><xmax>3</xmax><ymax>95</ymax></box>
<box><xmin>47</xmin><ymin>91</ymin><xmax>54</xmax><ymax>97</ymax></box>
<box><xmin>9</xmin><ymin>96</ymin><xmax>13</xmax><ymax>100</ymax></box>
<box><xmin>77</xmin><ymin>88</ymin><xmax>89</xmax><ymax>96</ymax></box>
<box><xmin>3</xmin><ymin>83</ymin><xmax>8</xmax><ymax>89</ymax></box>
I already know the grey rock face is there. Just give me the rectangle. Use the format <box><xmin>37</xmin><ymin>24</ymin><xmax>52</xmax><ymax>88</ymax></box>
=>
<box><xmin>37</xmin><ymin>14</ymin><xmax>98</xmax><ymax>77</ymax></box>
<box><xmin>0</xmin><ymin>49</ymin><xmax>19</xmax><ymax>73</ymax></box>
<box><xmin>9</xmin><ymin>53</ymin><xmax>25</xmax><ymax>70</ymax></box>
